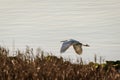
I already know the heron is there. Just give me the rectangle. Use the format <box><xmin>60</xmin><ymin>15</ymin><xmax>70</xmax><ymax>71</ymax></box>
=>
<box><xmin>60</xmin><ymin>39</ymin><xmax>90</xmax><ymax>55</ymax></box>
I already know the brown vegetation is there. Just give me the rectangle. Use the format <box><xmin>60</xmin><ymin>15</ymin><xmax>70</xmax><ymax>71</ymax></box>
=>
<box><xmin>0</xmin><ymin>46</ymin><xmax>120</xmax><ymax>80</ymax></box>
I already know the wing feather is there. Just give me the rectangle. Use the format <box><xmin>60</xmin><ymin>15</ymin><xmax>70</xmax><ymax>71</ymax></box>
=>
<box><xmin>73</xmin><ymin>44</ymin><xmax>82</xmax><ymax>55</ymax></box>
<box><xmin>60</xmin><ymin>41</ymin><xmax>73</xmax><ymax>53</ymax></box>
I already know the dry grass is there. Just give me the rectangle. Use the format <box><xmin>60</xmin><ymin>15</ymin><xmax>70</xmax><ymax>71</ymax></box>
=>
<box><xmin>0</xmin><ymin>46</ymin><xmax>120</xmax><ymax>80</ymax></box>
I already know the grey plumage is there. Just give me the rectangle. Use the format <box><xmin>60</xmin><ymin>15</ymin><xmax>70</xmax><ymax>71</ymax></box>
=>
<box><xmin>60</xmin><ymin>39</ymin><xmax>89</xmax><ymax>55</ymax></box>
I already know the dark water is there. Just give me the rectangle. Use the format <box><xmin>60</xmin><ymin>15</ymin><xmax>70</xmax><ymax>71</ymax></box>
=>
<box><xmin>0</xmin><ymin>0</ymin><xmax>120</xmax><ymax>62</ymax></box>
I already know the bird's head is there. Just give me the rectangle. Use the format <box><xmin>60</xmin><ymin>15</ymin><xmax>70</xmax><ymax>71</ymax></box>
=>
<box><xmin>82</xmin><ymin>44</ymin><xmax>90</xmax><ymax>47</ymax></box>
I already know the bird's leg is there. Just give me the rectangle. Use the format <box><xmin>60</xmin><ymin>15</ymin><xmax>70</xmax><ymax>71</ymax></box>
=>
<box><xmin>60</xmin><ymin>40</ymin><xmax>67</xmax><ymax>42</ymax></box>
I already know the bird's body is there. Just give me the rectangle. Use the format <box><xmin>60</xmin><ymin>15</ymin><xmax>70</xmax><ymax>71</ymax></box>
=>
<box><xmin>60</xmin><ymin>39</ymin><xmax>89</xmax><ymax>55</ymax></box>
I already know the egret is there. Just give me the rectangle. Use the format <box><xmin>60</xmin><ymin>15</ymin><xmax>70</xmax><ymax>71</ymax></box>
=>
<box><xmin>60</xmin><ymin>39</ymin><xmax>90</xmax><ymax>55</ymax></box>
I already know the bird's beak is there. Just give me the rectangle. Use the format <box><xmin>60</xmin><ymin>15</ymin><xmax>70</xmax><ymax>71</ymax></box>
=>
<box><xmin>82</xmin><ymin>44</ymin><xmax>90</xmax><ymax>47</ymax></box>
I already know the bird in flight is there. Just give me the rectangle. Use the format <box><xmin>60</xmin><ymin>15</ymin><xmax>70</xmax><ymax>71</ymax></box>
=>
<box><xmin>60</xmin><ymin>39</ymin><xmax>90</xmax><ymax>55</ymax></box>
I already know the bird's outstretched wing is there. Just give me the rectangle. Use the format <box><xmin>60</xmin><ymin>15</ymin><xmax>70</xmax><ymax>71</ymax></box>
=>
<box><xmin>73</xmin><ymin>43</ymin><xmax>82</xmax><ymax>55</ymax></box>
<box><xmin>60</xmin><ymin>41</ymin><xmax>73</xmax><ymax>53</ymax></box>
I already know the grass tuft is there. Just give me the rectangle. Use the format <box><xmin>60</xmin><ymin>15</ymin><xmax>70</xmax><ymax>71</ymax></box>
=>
<box><xmin>0</xmin><ymin>46</ymin><xmax>120</xmax><ymax>80</ymax></box>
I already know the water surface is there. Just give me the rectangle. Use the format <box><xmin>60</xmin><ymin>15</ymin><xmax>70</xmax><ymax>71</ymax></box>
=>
<box><xmin>0</xmin><ymin>0</ymin><xmax>120</xmax><ymax>62</ymax></box>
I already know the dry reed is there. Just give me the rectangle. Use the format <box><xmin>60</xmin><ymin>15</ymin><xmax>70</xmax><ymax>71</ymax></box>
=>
<box><xmin>0</xmin><ymin>46</ymin><xmax>120</xmax><ymax>80</ymax></box>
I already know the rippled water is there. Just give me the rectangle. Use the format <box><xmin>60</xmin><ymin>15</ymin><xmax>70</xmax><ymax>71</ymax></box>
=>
<box><xmin>0</xmin><ymin>0</ymin><xmax>120</xmax><ymax>62</ymax></box>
